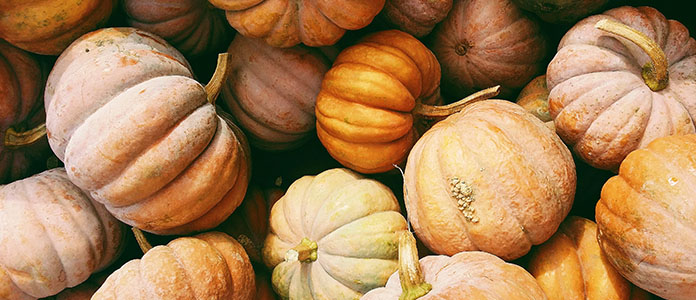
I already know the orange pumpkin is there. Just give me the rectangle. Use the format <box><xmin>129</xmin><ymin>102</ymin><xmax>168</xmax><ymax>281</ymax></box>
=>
<box><xmin>596</xmin><ymin>134</ymin><xmax>696</xmax><ymax>300</ymax></box>
<box><xmin>381</xmin><ymin>0</ymin><xmax>453</xmax><ymax>37</ymax></box>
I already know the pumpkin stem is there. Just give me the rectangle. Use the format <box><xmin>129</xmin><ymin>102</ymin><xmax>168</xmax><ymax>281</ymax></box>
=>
<box><xmin>285</xmin><ymin>237</ymin><xmax>318</xmax><ymax>263</ymax></box>
<box><xmin>205</xmin><ymin>53</ymin><xmax>230</xmax><ymax>105</ymax></box>
<box><xmin>398</xmin><ymin>231</ymin><xmax>431</xmax><ymax>300</ymax></box>
<box><xmin>594</xmin><ymin>18</ymin><xmax>668</xmax><ymax>91</ymax></box>
<box><xmin>132</xmin><ymin>227</ymin><xmax>153</xmax><ymax>254</ymax></box>
<box><xmin>4</xmin><ymin>123</ymin><xmax>46</xmax><ymax>148</ymax></box>
<box><xmin>412</xmin><ymin>85</ymin><xmax>500</xmax><ymax>118</ymax></box>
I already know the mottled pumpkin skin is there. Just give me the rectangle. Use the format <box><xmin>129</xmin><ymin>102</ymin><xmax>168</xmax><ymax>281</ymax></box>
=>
<box><xmin>362</xmin><ymin>251</ymin><xmax>547</xmax><ymax>300</ymax></box>
<box><xmin>404</xmin><ymin>100</ymin><xmax>576</xmax><ymax>260</ymax></box>
<box><xmin>263</xmin><ymin>168</ymin><xmax>408</xmax><ymax>300</ymax></box>
<box><xmin>44</xmin><ymin>28</ymin><xmax>251</xmax><ymax>235</ymax></box>
<box><xmin>381</xmin><ymin>0</ymin><xmax>453</xmax><ymax>37</ymax></box>
<box><xmin>547</xmin><ymin>6</ymin><xmax>696</xmax><ymax>171</ymax></box>
<box><xmin>0</xmin><ymin>168</ymin><xmax>125</xmax><ymax>299</ymax></box>
<box><xmin>512</xmin><ymin>0</ymin><xmax>609</xmax><ymax>23</ymax></box>
<box><xmin>92</xmin><ymin>232</ymin><xmax>255</xmax><ymax>300</ymax></box>
<box><xmin>316</xmin><ymin>30</ymin><xmax>441</xmax><ymax>174</ymax></box>
<box><xmin>596</xmin><ymin>134</ymin><xmax>696</xmax><ymax>300</ymax></box>
<box><xmin>0</xmin><ymin>0</ymin><xmax>116</xmax><ymax>55</ymax></box>
<box><xmin>124</xmin><ymin>0</ymin><xmax>232</xmax><ymax>57</ymax></box>
<box><xmin>208</xmin><ymin>0</ymin><xmax>385</xmax><ymax>48</ymax></box>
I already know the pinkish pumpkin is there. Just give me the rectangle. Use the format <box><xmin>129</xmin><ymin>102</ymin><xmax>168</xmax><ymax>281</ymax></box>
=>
<box><xmin>381</xmin><ymin>0</ymin><xmax>453</xmax><ymax>37</ymax></box>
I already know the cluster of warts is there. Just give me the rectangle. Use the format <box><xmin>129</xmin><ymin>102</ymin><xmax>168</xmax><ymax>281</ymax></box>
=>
<box><xmin>449</xmin><ymin>177</ymin><xmax>478</xmax><ymax>223</ymax></box>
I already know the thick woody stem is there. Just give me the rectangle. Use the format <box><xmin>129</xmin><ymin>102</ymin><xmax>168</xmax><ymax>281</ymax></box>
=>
<box><xmin>4</xmin><ymin>123</ymin><xmax>46</xmax><ymax>147</ymax></box>
<box><xmin>398</xmin><ymin>231</ymin><xmax>431</xmax><ymax>300</ymax></box>
<box><xmin>413</xmin><ymin>85</ymin><xmax>501</xmax><ymax>119</ymax></box>
<box><xmin>284</xmin><ymin>237</ymin><xmax>318</xmax><ymax>263</ymax></box>
<box><xmin>132</xmin><ymin>227</ymin><xmax>153</xmax><ymax>254</ymax></box>
<box><xmin>205</xmin><ymin>53</ymin><xmax>231</xmax><ymax>104</ymax></box>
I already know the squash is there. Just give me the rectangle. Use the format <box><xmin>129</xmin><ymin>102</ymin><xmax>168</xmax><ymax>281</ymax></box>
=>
<box><xmin>430</xmin><ymin>0</ymin><xmax>548</xmax><ymax>99</ymax></box>
<box><xmin>381</xmin><ymin>0</ymin><xmax>453</xmax><ymax>37</ymax></box>
<box><xmin>44</xmin><ymin>27</ymin><xmax>251</xmax><ymax>235</ymax></box>
<box><xmin>220</xmin><ymin>34</ymin><xmax>331</xmax><ymax>151</ymax></box>
<box><xmin>0</xmin><ymin>0</ymin><xmax>116</xmax><ymax>55</ymax></box>
<box><xmin>511</xmin><ymin>0</ymin><xmax>609</xmax><ymax>24</ymax></box>
<box><xmin>0</xmin><ymin>168</ymin><xmax>125</xmax><ymax>299</ymax></box>
<box><xmin>263</xmin><ymin>168</ymin><xmax>408</xmax><ymax>299</ymax></box>
<box><xmin>596</xmin><ymin>134</ymin><xmax>696</xmax><ymax>300</ymax></box>
<box><xmin>546</xmin><ymin>6</ymin><xmax>696</xmax><ymax>171</ymax></box>
<box><xmin>516</xmin><ymin>75</ymin><xmax>554</xmax><ymax>131</ymax></box>
<box><xmin>208</xmin><ymin>0</ymin><xmax>385</xmax><ymax>48</ymax></box>
<box><xmin>362</xmin><ymin>231</ymin><xmax>547</xmax><ymax>300</ymax></box>
<box><xmin>124</xmin><ymin>0</ymin><xmax>232</xmax><ymax>57</ymax></box>
<box><xmin>404</xmin><ymin>100</ymin><xmax>576</xmax><ymax>260</ymax></box>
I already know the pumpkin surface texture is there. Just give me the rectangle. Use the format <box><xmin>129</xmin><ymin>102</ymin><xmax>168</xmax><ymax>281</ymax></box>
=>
<box><xmin>381</xmin><ymin>0</ymin><xmax>453</xmax><ymax>37</ymax></box>
<box><xmin>44</xmin><ymin>27</ymin><xmax>251</xmax><ymax>235</ymax></box>
<box><xmin>512</xmin><ymin>0</ymin><xmax>609</xmax><ymax>24</ymax></box>
<box><xmin>0</xmin><ymin>168</ymin><xmax>125</xmax><ymax>299</ymax></box>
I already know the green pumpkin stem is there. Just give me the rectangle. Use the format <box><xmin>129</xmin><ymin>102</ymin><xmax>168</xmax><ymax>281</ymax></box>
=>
<box><xmin>285</xmin><ymin>237</ymin><xmax>318</xmax><ymax>263</ymax></box>
<box><xmin>4</xmin><ymin>123</ymin><xmax>46</xmax><ymax>148</ymax></box>
<box><xmin>595</xmin><ymin>18</ymin><xmax>668</xmax><ymax>91</ymax></box>
<box><xmin>132</xmin><ymin>227</ymin><xmax>153</xmax><ymax>254</ymax></box>
<box><xmin>413</xmin><ymin>85</ymin><xmax>500</xmax><ymax>119</ymax></box>
<box><xmin>398</xmin><ymin>231</ymin><xmax>432</xmax><ymax>300</ymax></box>
<box><xmin>205</xmin><ymin>53</ymin><xmax>230</xmax><ymax>105</ymax></box>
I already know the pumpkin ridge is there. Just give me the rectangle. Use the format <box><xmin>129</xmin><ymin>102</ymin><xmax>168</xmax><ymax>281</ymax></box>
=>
<box><xmin>315</xmin><ymin>109</ymin><xmax>410</xmax><ymax>139</ymax></box>
<box><xmin>170</xmin><ymin>239</ymin><xmax>227</xmax><ymax>299</ymax></box>
<box><xmin>351</xmin><ymin>42</ymin><xmax>423</xmax><ymax>93</ymax></box>
<box><xmin>315</xmin><ymin>211</ymin><xmax>404</xmax><ymax>258</ymax></box>
<box><xmin>477</xmin><ymin>17</ymin><xmax>530</xmax><ymax>48</ymax></box>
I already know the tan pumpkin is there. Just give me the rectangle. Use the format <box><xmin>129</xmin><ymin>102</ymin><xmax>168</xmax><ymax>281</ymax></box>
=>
<box><xmin>208</xmin><ymin>0</ymin><xmax>385</xmax><ymax>48</ymax></box>
<box><xmin>0</xmin><ymin>168</ymin><xmax>125</xmax><ymax>299</ymax></box>
<box><xmin>0</xmin><ymin>0</ymin><xmax>116</xmax><ymax>55</ymax></box>
<box><xmin>596</xmin><ymin>134</ymin><xmax>696</xmax><ymax>300</ymax></box>
<box><xmin>263</xmin><ymin>168</ymin><xmax>408</xmax><ymax>299</ymax></box>
<box><xmin>381</xmin><ymin>0</ymin><xmax>453</xmax><ymax>37</ymax></box>
<box><xmin>404</xmin><ymin>100</ymin><xmax>576</xmax><ymax>260</ymax></box>
<box><xmin>44</xmin><ymin>27</ymin><xmax>250</xmax><ymax>235</ymax></box>
<box><xmin>362</xmin><ymin>231</ymin><xmax>547</xmax><ymax>300</ymax></box>
<box><xmin>92</xmin><ymin>230</ymin><xmax>255</xmax><ymax>300</ymax></box>
<box><xmin>220</xmin><ymin>34</ymin><xmax>331</xmax><ymax>151</ymax></box>
<box><xmin>547</xmin><ymin>6</ymin><xmax>696</xmax><ymax>171</ymax></box>
<box><xmin>124</xmin><ymin>0</ymin><xmax>232</xmax><ymax>57</ymax></box>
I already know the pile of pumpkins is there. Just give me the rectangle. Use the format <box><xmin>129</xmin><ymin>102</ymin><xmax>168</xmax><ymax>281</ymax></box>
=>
<box><xmin>1</xmin><ymin>0</ymin><xmax>695</xmax><ymax>299</ymax></box>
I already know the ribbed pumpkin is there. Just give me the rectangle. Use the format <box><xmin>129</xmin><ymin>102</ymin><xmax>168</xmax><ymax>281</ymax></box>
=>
<box><xmin>263</xmin><ymin>168</ymin><xmax>408</xmax><ymax>299</ymax></box>
<box><xmin>547</xmin><ymin>6</ymin><xmax>696</xmax><ymax>171</ymax></box>
<box><xmin>208</xmin><ymin>0</ymin><xmax>385</xmax><ymax>48</ymax></box>
<box><xmin>0</xmin><ymin>0</ymin><xmax>116</xmax><ymax>55</ymax></box>
<box><xmin>596</xmin><ymin>134</ymin><xmax>696</xmax><ymax>300</ymax></box>
<box><xmin>124</xmin><ymin>0</ymin><xmax>232</xmax><ymax>57</ymax></box>
<box><xmin>362</xmin><ymin>231</ymin><xmax>548</xmax><ymax>300</ymax></box>
<box><xmin>220</xmin><ymin>34</ymin><xmax>331</xmax><ymax>151</ymax></box>
<box><xmin>0</xmin><ymin>168</ymin><xmax>125</xmax><ymax>299</ymax></box>
<box><xmin>511</xmin><ymin>0</ymin><xmax>609</xmax><ymax>23</ymax></box>
<box><xmin>381</xmin><ymin>0</ymin><xmax>453</xmax><ymax>37</ymax></box>
<box><xmin>430</xmin><ymin>0</ymin><xmax>548</xmax><ymax>98</ymax></box>
<box><xmin>44</xmin><ymin>27</ymin><xmax>251</xmax><ymax>235</ymax></box>
<box><xmin>404</xmin><ymin>100</ymin><xmax>576</xmax><ymax>260</ymax></box>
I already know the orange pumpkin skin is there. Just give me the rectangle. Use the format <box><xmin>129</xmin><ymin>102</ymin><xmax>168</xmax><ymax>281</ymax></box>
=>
<box><xmin>316</xmin><ymin>30</ymin><xmax>441</xmax><ymax>174</ymax></box>
<box><xmin>404</xmin><ymin>100</ymin><xmax>576</xmax><ymax>260</ymax></box>
<box><xmin>208</xmin><ymin>0</ymin><xmax>385</xmax><ymax>48</ymax></box>
<box><xmin>0</xmin><ymin>168</ymin><xmax>125</xmax><ymax>299</ymax></box>
<box><xmin>92</xmin><ymin>232</ymin><xmax>255</xmax><ymax>300</ymax></box>
<box><xmin>0</xmin><ymin>0</ymin><xmax>116</xmax><ymax>55</ymax></box>
<box><xmin>44</xmin><ymin>28</ymin><xmax>251</xmax><ymax>235</ymax></box>
<box><xmin>547</xmin><ymin>6</ymin><xmax>696</xmax><ymax>171</ymax></box>
<box><xmin>596</xmin><ymin>134</ymin><xmax>696</xmax><ymax>300</ymax></box>
<box><xmin>382</xmin><ymin>0</ymin><xmax>453</xmax><ymax>37</ymax></box>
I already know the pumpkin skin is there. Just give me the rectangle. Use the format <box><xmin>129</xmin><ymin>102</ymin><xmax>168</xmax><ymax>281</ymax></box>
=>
<box><xmin>0</xmin><ymin>168</ymin><xmax>125</xmax><ymax>299</ymax></box>
<box><xmin>381</xmin><ymin>0</ymin><xmax>453</xmax><ymax>37</ymax></box>
<box><xmin>547</xmin><ymin>6</ymin><xmax>696</xmax><ymax>171</ymax></box>
<box><xmin>430</xmin><ymin>0</ymin><xmax>547</xmax><ymax>99</ymax></box>
<box><xmin>517</xmin><ymin>75</ymin><xmax>551</xmax><ymax>123</ymax></box>
<box><xmin>511</xmin><ymin>0</ymin><xmax>609</xmax><ymax>24</ymax></box>
<box><xmin>92</xmin><ymin>231</ymin><xmax>255</xmax><ymax>300</ymax></box>
<box><xmin>596</xmin><ymin>134</ymin><xmax>696</xmax><ymax>300</ymax></box>
<box><xmin>44</xmin><ymin>27</ymin><xmax>251</xmax><ymax>235</ymax></box>
<box><xmin>315</xmin><ymin>30</ymin><xmax>441</xmax><ymax>174</ymax></box>
<box><xmin>220</xmin><ymin>34</ymin><xmax>331</xmax><ymax>151</ymax></box>
<box><xmin>0</xmin><ymin>0</ymin><xmax>116</xmax><ymax>55</ymax></box>
<box><xmin>208</xmin><ymin>0</ymin><xmax>385</xmax><ymax>48</ymax></box>
<box><xmin>263</xmin><ymin>168</ymin><xmax>408</xmax><ymax>299</ymax></box>
<box><xmin>124</xmin><ymin>0</ymin><xmax>232</xmax><ymax>57</ymax></box>
<box><xmin>404</xmin><ymin>100</ymin><xmax>576</xmax><ymax>260</ymax></box>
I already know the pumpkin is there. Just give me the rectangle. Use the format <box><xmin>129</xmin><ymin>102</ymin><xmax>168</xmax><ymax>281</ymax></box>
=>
<box><xmin>430</xmin><ymin>0</ymin><xmax>548</xmax><ymax>99</ymax></box>
<box><xmin>404</xmin><ymin>100</ymin><xmax>576</xmax><ymax>260</ymax></box>
<box><xmin>92</xmin><ymin>230</ymin><xmax>255</xmax><ymax>300</ymax></box>
<box><xmin>208</xmin><ymin>0</ymin><xmax>385</xmax><ymax>48</ymax></box>
<box><xmin>124</xmin><ymin>0</ymin><xmax>232</xmax><ymax>57</ymax></box>
<box><xmin>0</xmin><ymin>168</ymin><xmax>125</xmax><ymax>299</ymax></box>
<box><xmin>596</xmin><ymin>134</ymin><xmax>696</xmax><ymax>300</ymax></box>
<box><xmin>254</xmin><ymin>265</ymin><xmax>278</xmax><ymax>300</ymax></box>
<box><xmin>220</xmin><ymin>34</ymin><xmax>331</xmax><ymax>151</ymax></box>
<box><xmin>262</xmin><ymin>168</ymin><xmax>408</xmax><ymax>299</ymax></box>
<box><xmin>528</xmin><ymin>216</ymin><xmax>655</xmax><ymax>300</ymax></box>
<box><xmin>0</xmin><ymin>0</ymin><xmax>116</xmax><ymax>55</ymax></box>
<box><xmin>53</xmin><ymin>273</ymin><xmax>109</xmax><ymax>300</ymax></box>
<box><xmin>546</xmin><ymin>6</ymin><xmax>696</xmax><ymax>171</ymax></box>
<box><xmin>362</xmin><ymin>231</ymin><xmax>547</xmax><ymax>300</ymax></box>
<box><xmin>511</xmin><ymin>0</ymin><xmax>609</xmax><ymax>24</ymax></box>
<box><xmin>381</xmin><ymin>0</ymin><xmax>453</xmax><ymax>37</ymax></box>
<box><xmin>44</xmin><ymin>27</ymin><xmax>251</xmax><ymax>235</ymax></box>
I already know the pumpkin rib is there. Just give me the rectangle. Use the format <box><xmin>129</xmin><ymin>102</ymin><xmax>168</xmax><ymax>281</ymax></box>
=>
<box><xmin>477</xmin><ymin>18</ymin><xmax>529</xmax><ymax>47</ymax></box>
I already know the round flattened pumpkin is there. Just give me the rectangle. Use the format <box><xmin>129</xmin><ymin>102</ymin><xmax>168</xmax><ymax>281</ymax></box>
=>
<box><xmin>0</xmin><ymin>168</ymin><xmax>125</xmax><ymax>299</ymax></box>
<box><xmin>547</xmin><ymin>6</ymin><xmax>696</xmax><ymax>171</ymax></box>
<box><xmin>381</xmin><ymin>0</ymin><xmax>453</xmax><ymax>37</ymax></box>
<box><xmin>44</xmin><ymin>27</ymin><xmax>251</xmax><ymax>235</ymax></box>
